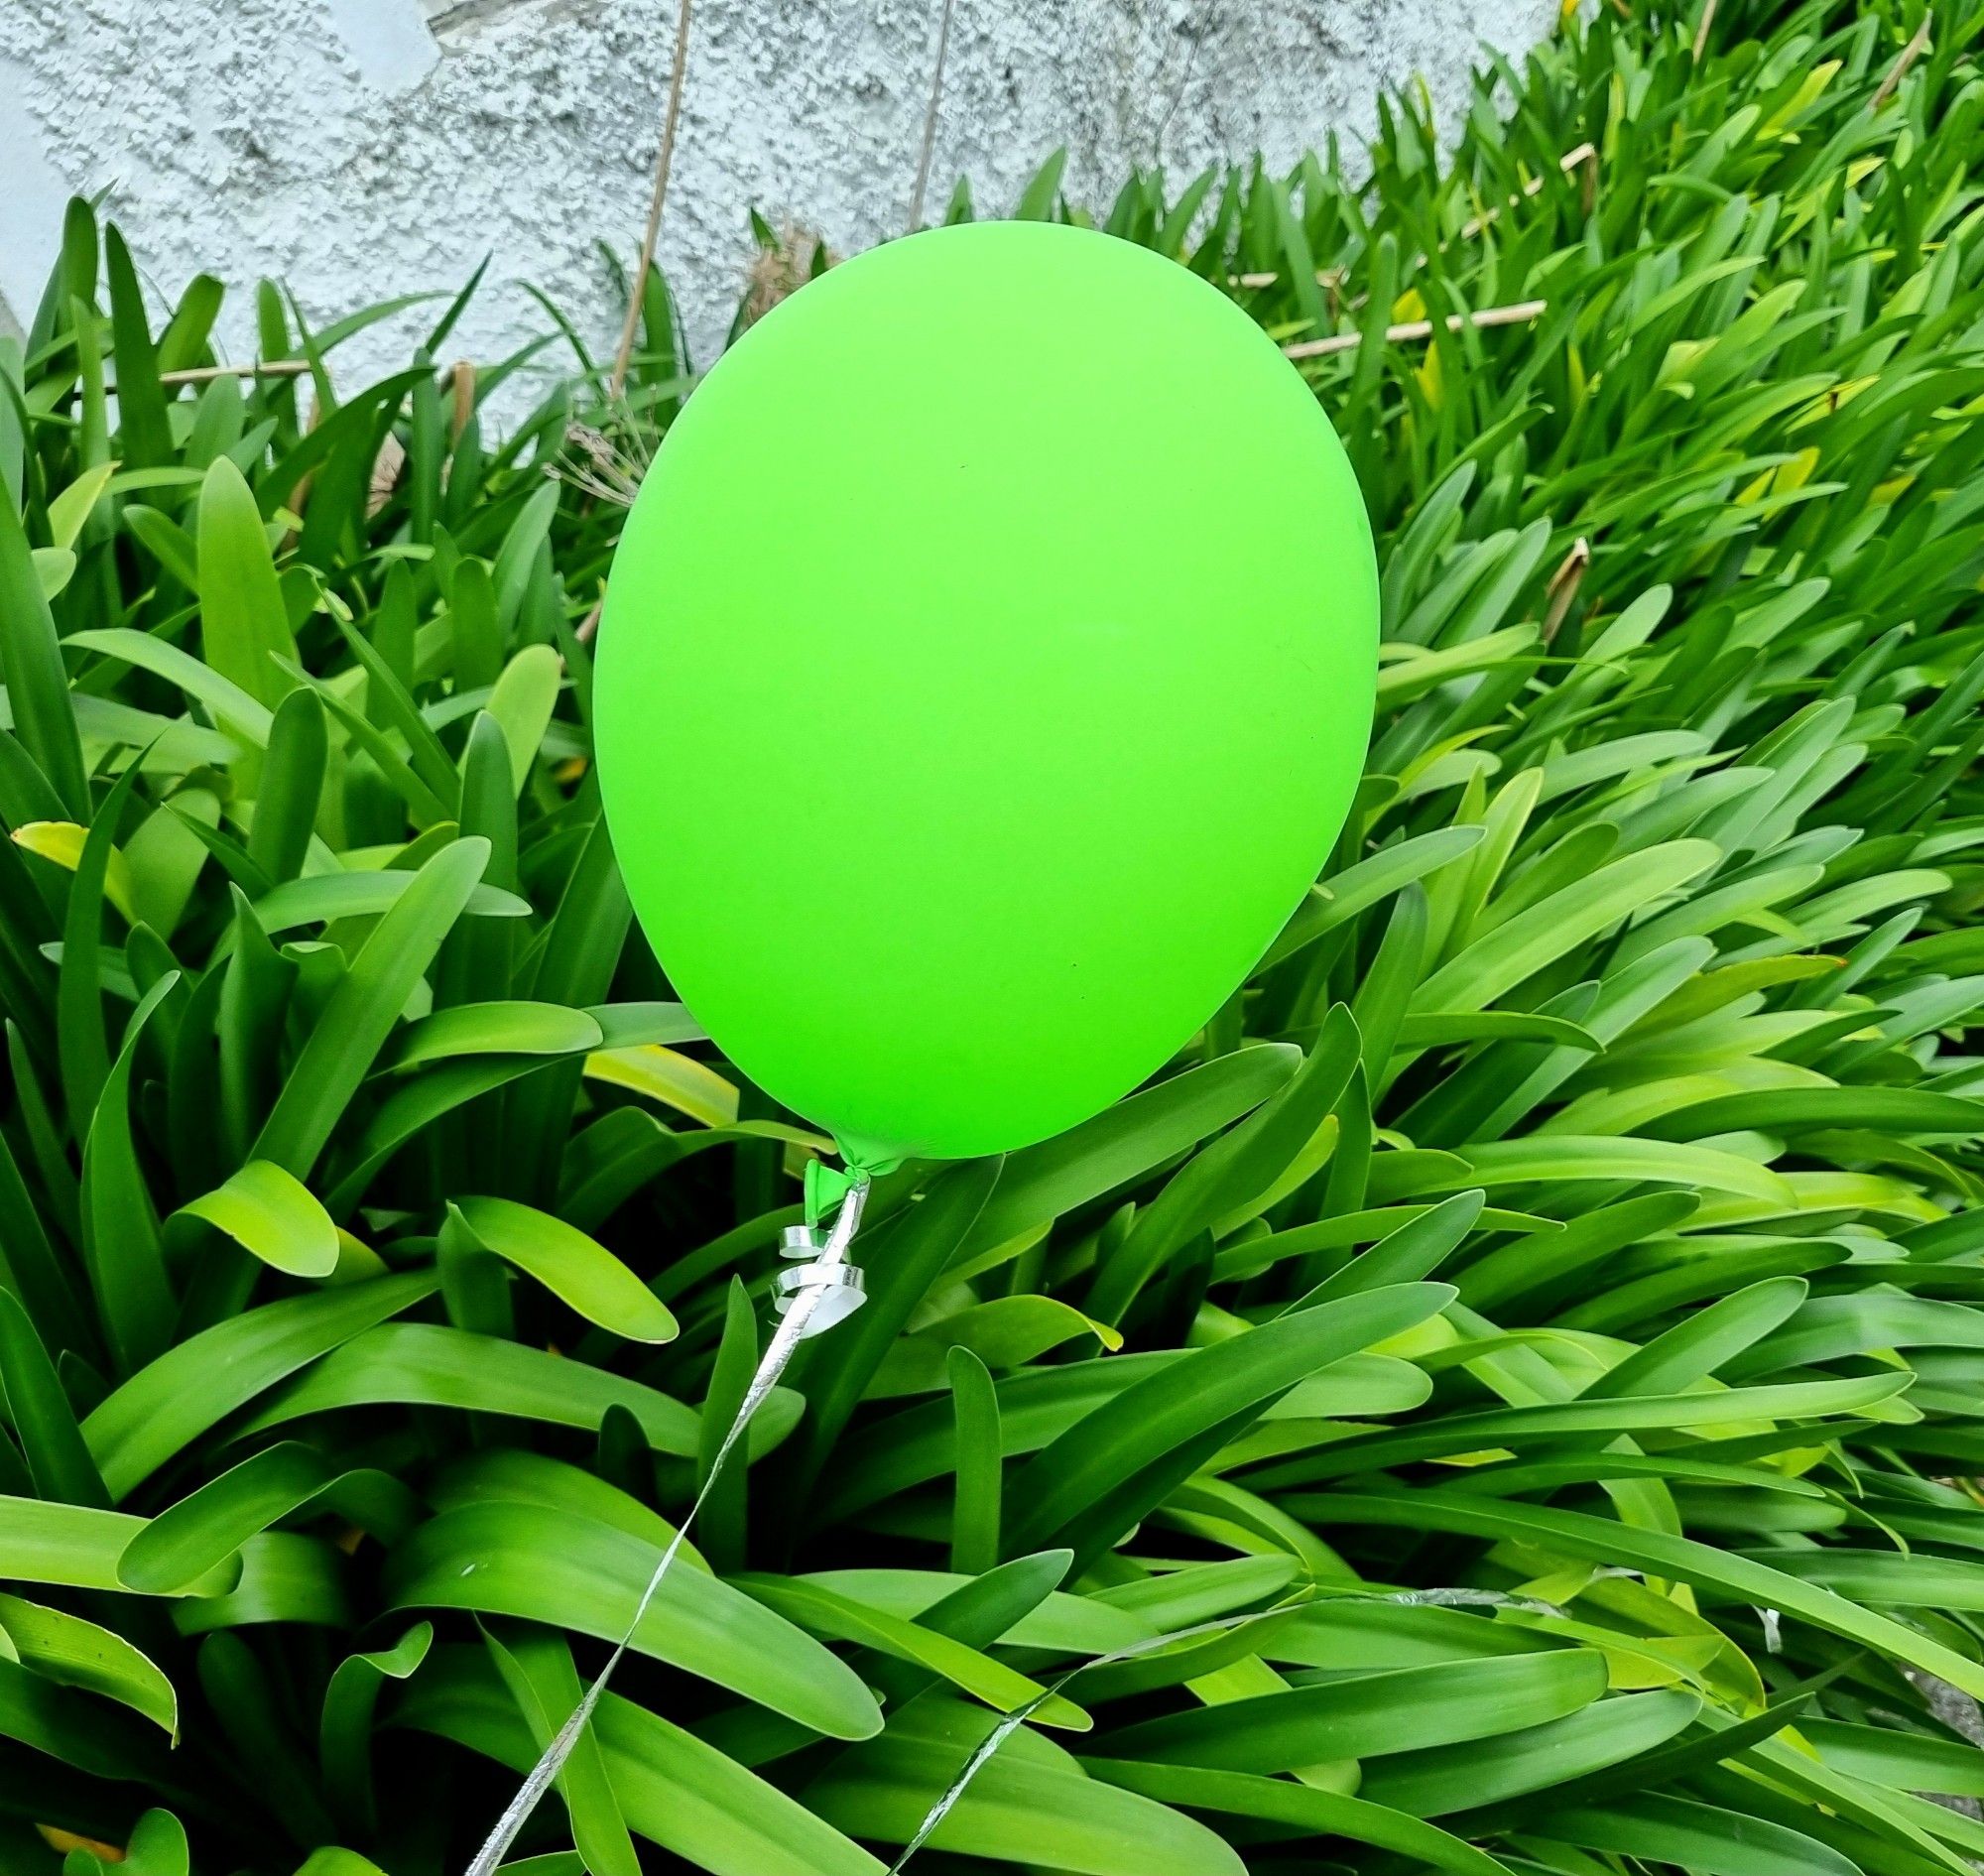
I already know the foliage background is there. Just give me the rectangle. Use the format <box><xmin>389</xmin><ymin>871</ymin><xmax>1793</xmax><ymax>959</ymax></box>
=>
<box><xmin>2</xmin><ymin>1</ymin><xmax>1983</xmax><ymax>1872</ymax></box>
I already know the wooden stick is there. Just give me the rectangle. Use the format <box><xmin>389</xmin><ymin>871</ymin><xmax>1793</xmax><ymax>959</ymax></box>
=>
<box><xmin>1231</xmin><ymin>143</ymin><xmax>1594</xmax><ymax>293</ymax></box>
<box><xmin>907</xmin><ymin>0</ymin><xmax>958</xmax><ymax>234</ymax></box>
<box><xmin>1232</xmin><ymin>265</ymin><xmax>1344</xmax><ymax>292</ymax></box>
<box><xmin>1282</xmin><ymin>298</ymin><xmax>1547</xmax><ymax>360</ymax></box>
<box><xmin>1458</xmin><ymin>142</ymin><xmax>1596</xmax><ymax>241</ymax></box>
<box><xmin>104</xmin><ymin>357</ymin><xmax>313</xmax><ymax>396</ymax></box>
<box><xmin>149</xmin><ymin>359</ymin><xmax>312</xmax><ymax>389</ymax></box>
<box><xmin>448</xmin><ymin>359</ymin><xmax>476</xmax><ymax>440</ymax></box>
<box><xmin>1871</xmin><ymin>10</ymin><xmax>1932</xmax><ymax>113</ymax></box>
<box><xmin>610</xmin><ymin>0</ymin><xmax>693</xmax><ymax>399</ymax></box>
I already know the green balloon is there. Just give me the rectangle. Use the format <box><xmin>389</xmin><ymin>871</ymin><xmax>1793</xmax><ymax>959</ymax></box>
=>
<box><xmin>597</xmin><ymin>220</ymin><xmax>1376</xmax><ymax>1167</ymax></box>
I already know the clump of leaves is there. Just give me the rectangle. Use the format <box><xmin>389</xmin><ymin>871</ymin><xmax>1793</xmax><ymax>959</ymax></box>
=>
<box><xmin>2</xmin><ymin>0</ymin><xmax>1983</xmax><ymax>1872</ymax></box>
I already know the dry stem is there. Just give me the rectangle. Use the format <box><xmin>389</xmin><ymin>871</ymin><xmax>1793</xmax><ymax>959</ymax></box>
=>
<box><xmin>908</xmin><ymin>0</ymin><xmax>958</xmax><ymax>233</ymax></box>
<box><xmin>1283</xmin><ymin>298</ymin><xmax>1547</xmax><ymax>360</ymax></box>
<box><xmin>1691</xmin><ymin>0</ymin><xmax>1717</xmax><ymax>63</ymax></box>
<box><xmin>1871</xmin><ymin>11</ymin><xmax>1932</xmax><ymax>113</ymax></box>
<box><xmin>610</xmin><ymin>0</ymin><xmax>693</xmax><ymax>398</ymax></box>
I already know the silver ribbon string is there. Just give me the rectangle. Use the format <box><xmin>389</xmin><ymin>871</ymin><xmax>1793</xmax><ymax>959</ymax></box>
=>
<box><xmin>885</xmin><ymin>1581</ymin><xmax>1570</xmax><ymax>1870</ymax></box>
<box><xmin>463</xmin><ymin>1176</ymin><xmax>871</xmax><ymax>1876</ymax></box>
<box><xmin>886</xmin><ymin>1600</ymin><xmax>1305</xmax><ymax>1871</ymax></box>
<box><xmin>468</xmin><ymin>1165</ymin><xmax>1542</xmax><ymax>1875</ymax></box>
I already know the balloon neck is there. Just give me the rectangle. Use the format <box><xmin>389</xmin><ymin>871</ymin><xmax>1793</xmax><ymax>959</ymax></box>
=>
<box><xmin>839</xmin><ymin>1135</ymin><xmax>907</xmax><ymax>1174</ymax></box>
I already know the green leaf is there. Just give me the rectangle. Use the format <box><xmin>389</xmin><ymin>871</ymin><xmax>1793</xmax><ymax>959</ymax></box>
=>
<box><xmin>1103</xmin><ymin>1648</ymin><xmax>1605</xmax><ymax>1771</ymax></box>
<box><xmin>1006</xmin><ymin>1284</ymin><xmax>1452</xmax><ymax>1554</ymax></box>
<box><xmin>82</xmin><ymin>1271</ymin><xmax>438</xmax><ymax>1498</ymax></box>
<box><xmin>873</xmin><ymin>1296</ymin><xmax>1119</xmax><ymax>1396</ymax></box>
<box><xmin>1359</xmin><ymin>1689</ymin><xmax>1700</xmax><ymax>1815</ymax></box>
<box><xmin>250</xmin><ymin>687</ymin><xmax>327</xmax><ymax>881</ymax></box>
<box><xmin>965</xmin><ymin>1047</ymin><xmax>1301</xmax><ymax>1255</ymax></box>
<box><xmin>1445</xmin><ymin>1135</ymin><xmax>1796</xmax><ymax>1204</ymax></box>
<box><xmin>0</xmin><ymin>1287</ymin><xmax>108</xmax><ymax>1508</ymax></box>
<box><xmin>44</xmin><ymin>462</ymin><xmax>117</xmax><ymax>554</ymax></box>
<box><xmin>745</xmin><ymin>1572</ymin><xmax>1089</xmax><ymax>1729</ymax></box>
<box><xmin>1015</xmin><ymin>148</ymin><xmax>1069</xmax><ymax>220</ymax></box>
<box><xmin>391</xmin><ymin>1000</ymin><xmax>604</xmax><ymax>1068</ymax></box>
<box><xmin>948</xmin><ymin>1345</ymin><xmax>1003</xmax><ymax>1575</ymax></box>
<box><xmin>236</xmin><ymin>1320</ymin><xmax>706</xmax><ymax>1454</ymax></box>
<box><xmin>170</xmin><ymin>1161</ymin><xmax>338</xmax><ymax>1279</ymax></box>
<box><xmin>487</xmin><ymin>643</ymin><xmax>562</xmax><ymax>794</ymax></box>
<box><xmin>1087</xmin><ymin>1761</ymin><xmax>1516</xmax><ymax>1876</ymax></box>
<box><xmin>64</xmin><ymin>626</ymin><xmax>274</xmax><ymax>747</ymax></box>
<box><xmin>1646</xmin><ymin>1085</ymin><xmax>1984</xmax><ymax>1139</ymax></box>
<box><xmin>385</xmin><ymin>1502</ymin><xmax>882</xmax><ymax>1738</ymax></box>
<box><xmin>249</xmin><ymin>866</ymin><xmax>529</xmax><ymax>936</ymax></box>
<box><xmin>104</xmin><ymin>227</ymin><xmax>171</xmax><ymax>467</ymax></box>
<box><xmin>1318</xmin><ymin>1490</ymin><xmax>1984</xmax><ymax>1700</ymax></box>
<box><xmin>805</xmin><ymin>1694</ymin><xmax>1243</xmax><ymax>1875</ymax></box>
<box><xmin>0</xmin><ymin>1495</ymin><xmax>236</xmax><ymax>1595</ymax></box>
<box><xmin>295</xmin><ymin>1854</ymin><xmax>390</xmax><ymax>1876</ymax></box>
<box><xmin>320</xmin><ymin>1621</ymin><xmax>432</xmax><ymax>1833</ymax></box>
<box><xmin>1396</xmin><ymin>1010</ymin><xmax>1603</xmax><ymax>1050</ymax></box>
<box><xmin>252</xmin><ymin>836</ymin><xmax>490</xmax><ymax>1176</ymax></box>
<box><xmin>0</xmin><ymin>1592</ymin><xmax>177</xmax><ymax>1736</ymax></box>
<box><xmin>483</xmin><ymin>1624</ymin><xmax>640</xmax><ymax>1876</ymax></box>
<box><xmin>1090</xmin><ymin>1009</ymin><xmax>1359</xmax><ymax>1323</ymax></box>
<box><xmin>1412</xmin><ymin>840</ymin><xmax>1719</xmax><ymax>1015</ymax></box>
<box><xmin>398</xmin><ymin>1644</ymin><xmax>885</xmax><ymax>1876</ymax></box>
<box><xmin>0</xmin><ymin>463</ymin><xmax>87</xmax><ymax>816</ymax></box>
<box><xmin>58</xmin><ymin>761</ymin><xmax>150</xmax><ymax>1130</ymax></box>
<box><xmin>195</xmin><ymin>455</ymin><xmax>298</xmax><ymax>710</ymax></box>
<box><xmin>117</xmin><ymin>1443</ymin><xmax>339</xmax><ymax>1593</ymax></box>
<box><xmin>1262</xmin><ymin>826</ymin><xmax>1485</xmax><ymax>970</ymax></box>
<box><xmin>1540</xmin><ymin>1795</ymin><xmax>1861</xmax><ymax>1876</ymax></box>
<box><xmin>450</xmin><ymin>1195</ymin><xmax>677</xmax><ymax>1341</ymax></box>
<box><xmin>78</xmin><ymin>975</ymin><xmax>178</xmax><ymax>1374</ymax></box>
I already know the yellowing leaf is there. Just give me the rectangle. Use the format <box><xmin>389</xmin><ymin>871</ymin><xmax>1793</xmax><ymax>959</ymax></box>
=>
<box><xmin>1775</xmin><ymin>446</ymin><xmax>1821</xmax><ymax>494</ymax></box>
<box><xmin>45</xmin><ymin>460</ymin><xmax>119</xmax><ymax>553</ymax></box>
<box><xmin>1416</xmin><ymin>339</ymin><xmax>1443</xmax><ymax>409</ymax></box>
<box><xmin>584</xmin><ymin>1046</ymin><xmax>739</xmax><ymax>1128</ymax></box>
<box><xmin>13</xmin><ymin>821</ymin><xmax>135</xmax><ymax>922</ymax></box>
<box><xmin>171</xmin><ymin>1161</ymin><xmax>339</xmax><ymax>1280</ymax></box>
<box><xmin>1762</xmin><ymin>61</ymin><xmax>1839</xmax><ymax>134</ymax></box>
<box><xmin>38</xmin><ymin>1824</ymin><xmax>126</xmax><ymax>1861</ymax></box>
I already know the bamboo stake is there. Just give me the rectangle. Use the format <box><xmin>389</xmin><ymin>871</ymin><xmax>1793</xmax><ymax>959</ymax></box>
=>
<box><xmin>1282</xmin><ymin>298</ymin><xmax>1547</xmax><ymax>361</ymax></box>
<box><xmin>1458</xmin><ymin>141</ymin><xmax>1596</xmax><ymax>241</ymax></box>
<box><xmin>108</xmin><ymin>358</ymin><xmax>312</xmax><ymax>393</ymax></box>
<box><xmin>1231</xmin><ymin>142</ymin><xmax>1594</xmax><ymax>294</ymax></box>
<box><xmin>609</xmin><ymin>0</ymin><xmax>693</xmax><ymax>399</ymax></box>
<box><xmin>907</xmin><ymin>0</ymin><xmax>958</xmax><ymax>234</ymax></box>
<box><xmin>1691</xmin><ymin>0</ymin><xmax>1717</xmax><ymax>64</ymax></box>
<box><xmin>448</xmin><ymin>359</ymin><xmax>476</xmax><ymax>440</ymax></box>
<box><xmin>1871</xmin><ymin>10</ymin><xmax>1932</xmax><ymax>114</ymax></box>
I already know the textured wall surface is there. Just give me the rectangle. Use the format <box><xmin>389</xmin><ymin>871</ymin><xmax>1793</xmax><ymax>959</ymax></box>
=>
<box><xmin>0</xmin><ymin>0</ymin><xmax>1557</xmax><ymax>413</ymax></box>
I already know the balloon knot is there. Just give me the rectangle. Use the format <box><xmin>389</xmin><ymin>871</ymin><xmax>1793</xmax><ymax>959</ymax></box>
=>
<box><xmin>805</xmin><ymin>1159</ymin><xmax>867</xmax><ymax>1226</ymax></box>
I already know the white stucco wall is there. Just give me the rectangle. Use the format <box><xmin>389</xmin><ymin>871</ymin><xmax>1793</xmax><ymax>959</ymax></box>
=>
<box><xmin>0</xmin><ymin>0</ymin><xmax>1557</xmax><ymax>411</ymax></box>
